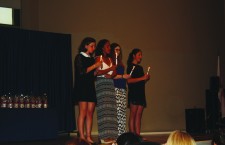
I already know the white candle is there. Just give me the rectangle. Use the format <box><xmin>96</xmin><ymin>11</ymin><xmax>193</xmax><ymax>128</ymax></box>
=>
<box><xmin>115</xmin><ymin>52</ymin><xmax>118</xmax><ymax>65</ymax></box>
<box><xmin>147</xmin><ymin>66</ymin><xmax>151</xmax><ymax>74</ymax></box>
<box><xmin>100</xmin><ymin>55</ymin><xmax>102</xmax><ymax>61</ymax></box>
<box><xmin>130</xmin><ymin>66</ymin><xmax>135</xmax><ymax>75</ymax></box>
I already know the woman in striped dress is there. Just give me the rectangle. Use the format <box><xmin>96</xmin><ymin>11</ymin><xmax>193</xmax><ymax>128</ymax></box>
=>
<box><xmin>95</xmin><ymin>39</ymin><xmax>118</xmax><ymax>143</ymax></box>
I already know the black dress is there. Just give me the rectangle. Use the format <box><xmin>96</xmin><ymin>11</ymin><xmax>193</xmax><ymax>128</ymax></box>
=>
<box><xmin>73</xmin><ymin>53</ymin><xmax>97</xmax><ymax>103</ymax></box>
<box><xmin>127</xmin><ymin>63</ymin><xmax>146</xmax><ymax>107</ymax></box>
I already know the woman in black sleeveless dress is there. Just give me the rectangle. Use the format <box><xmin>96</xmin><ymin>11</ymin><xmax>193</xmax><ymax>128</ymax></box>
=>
<box><xmin>126</xmin><ymin>48</ymin><xmax>150</xmax><ymax>136</ymax></box>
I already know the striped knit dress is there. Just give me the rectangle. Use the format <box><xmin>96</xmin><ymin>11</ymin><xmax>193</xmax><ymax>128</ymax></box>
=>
<box><xmin>95</xmin><ymin>61</ymin><xmax>118</xmax><ymax>140</ymax></box>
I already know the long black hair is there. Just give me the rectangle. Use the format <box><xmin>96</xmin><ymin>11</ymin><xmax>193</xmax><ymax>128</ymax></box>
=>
<box><xmin>95</xmin><ymin>39</ymin><xmax>110</xmax><ymax>57</ymax></box>
<box><xmin>127</xmin><ymin>48</ymin><xmax>141</xmax><ymax>65</ymax></box>
<box><xmin>78</xmin><ymin>37</ymin><xmax>96</xmax><ymax>54</ymax></box>
<box><xmin>117</xmin><ymin>132</ymin><xmax>142</xmax><ymax>145</ymax></box>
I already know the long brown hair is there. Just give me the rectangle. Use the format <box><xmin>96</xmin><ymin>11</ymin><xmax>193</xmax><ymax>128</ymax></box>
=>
<box><xmin>110</xmin><ymin>43</ymin><xmax>123</xmax><ymax>67</ymax></box>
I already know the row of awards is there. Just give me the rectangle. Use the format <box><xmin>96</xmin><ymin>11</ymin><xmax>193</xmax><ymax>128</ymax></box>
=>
<box><xmin>0</xmin><ymin>93</ymin><xmax>48</xmax><ymax>108</ymax></box>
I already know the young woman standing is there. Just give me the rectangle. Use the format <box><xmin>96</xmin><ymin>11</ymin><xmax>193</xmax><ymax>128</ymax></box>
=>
<box><xmin>95</xmin><ymin>39</ymin><xmax>118</xmax><ymax>143</ymax></box>
<box><xmin>126</xmin><ymin>48</ymin><xmax>150</xmax><ymax>136</ymax></box>
<box><xmin>74</xmin><ymin>37</ymin><xmax>102</xmax><ymax>144</ymax></box>
<box><xmin>110</xmin><ymin>43</ymin><xmax>131</xmax><ymax>136</ymax></box>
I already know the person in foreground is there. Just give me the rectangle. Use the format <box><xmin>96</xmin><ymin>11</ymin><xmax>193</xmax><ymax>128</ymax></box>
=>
<box><xmin>166</xmin><ymin>130</ymin><xmax>196</xmax><ymax>145</ymax></box>
<box><xmin>73</xmin><ymin>37</ymin><xmax>102</xmax><ymax>144</ymax></box>
<box><xmin>126</xmin><ymin>48</ymin><xmax>150</xmax><ymax>136</ymax></box>
<box><xmin>116</xmin><ymin>132</ymin><xmax>160</xmax><ymax>145</ymax></box>
<box><xmin>212</xmin><ymin>129</ymin><xmax>225</xmax><ymax>145</ymax></box>
<box><xmin>116</xmin><ymin>132</ymin><xmax>142</xmax><ymax>145</ymax></box>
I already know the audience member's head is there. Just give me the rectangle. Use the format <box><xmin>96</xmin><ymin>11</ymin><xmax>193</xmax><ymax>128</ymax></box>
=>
<box><xmin>117</xmin><ymin>132</ymin><xmax>142</xmax><ymax>145</ymax></box>
<box><xmin>166</xmin><ymin>130</ymin><xmax>196</xmax><ymax>145</ymax></box>
<box><xmin>212</xmin><ymin>130</ymin><xmax>225</xmax><ymax>145</ymax></box>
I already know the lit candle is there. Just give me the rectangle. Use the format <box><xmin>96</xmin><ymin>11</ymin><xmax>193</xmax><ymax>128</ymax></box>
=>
<box><xmin>100</xmin><ymin>55</ymin><xmax>102</xmax><ymax>61</ymax></box>
<box><xmin>147</xmin><ymin>66</ymin><xmax>151</xmax><ymax>74</ymax></box>
<box><xmin>115</xmin><ymin>52</ymin><xmax>118</xmax><ymax>65</ymax></box>
<box><xmin>130</xmin><ymin>66</ymin><xmax>135</xmax><ymax>75</ymax></box>
<box><xmin>99</xmin><ymin>55</ymin><xmax>103</xmax><ymax>69</ymax></box>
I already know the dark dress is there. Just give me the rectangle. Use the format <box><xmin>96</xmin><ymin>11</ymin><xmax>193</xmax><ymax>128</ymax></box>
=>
<box><xmin>73</xmin><ymin>53</ymin><xmax>97</xmax><ymax>103</ymax></box>
<box><xmin>127</xmin><ymin>63</ymin><xmax>146</xmax><ymax>107</ymax></box>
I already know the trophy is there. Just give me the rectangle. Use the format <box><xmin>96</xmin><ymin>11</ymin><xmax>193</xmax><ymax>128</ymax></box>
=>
<box><xmin>13</xmin><ymin>95</ymin><xmax>19</xmax><ymax>108</ymax></box>
<box><xmin>0</xmin><ymin>95</ymin><xmax>7</xmax><ymax>108</ymax></box>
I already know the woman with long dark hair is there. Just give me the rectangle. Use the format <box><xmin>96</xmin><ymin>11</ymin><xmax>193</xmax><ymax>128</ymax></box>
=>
<box><xmin>74</xmin><ymin>37</ymin><xmax>102</xmax><ymax>144</ymax></box>
<box><xmin>126</xmin><ymin>48</ymin><xmax>150</xmax><ymax>136</ymax></box>
<box><xmin>95</xmin><ymin>39</ymin><xmax>118</xmax><ymax>143</ymax></box>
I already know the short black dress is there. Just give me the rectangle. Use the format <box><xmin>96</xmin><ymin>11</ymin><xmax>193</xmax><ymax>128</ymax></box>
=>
<box><xmin>73</xmin><ymin>53</ymin><xmax>97</xmax><ymax>103</ymax></box>
<box><xmin>127</xmin><ymin>63</ymin><xmax>146</xmax><ymax>107</ymax></box>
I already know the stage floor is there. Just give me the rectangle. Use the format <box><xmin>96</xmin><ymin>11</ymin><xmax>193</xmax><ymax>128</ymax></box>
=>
<box><xmin>1</xmin><ymin>132</ymin><xmax>212</xmax><ymax>145</ymax></box>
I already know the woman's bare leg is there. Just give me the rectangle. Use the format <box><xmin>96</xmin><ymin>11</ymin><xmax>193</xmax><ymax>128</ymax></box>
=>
<box><xmin>129</xmin><ymin>104</ymin><xmax>138</xmax><ymax>134</ymax></box>
<box><xmin>86</xmin><ymin>102</ymin><xmax>96</xmax><ymax>143</ymax></box>
<box><xmin>78</xmin><ymin>102</ymin><xmax>87</xmax><ymax>140</ymax></box>
<box><xmin>135</xmin><ymin>105</ymin><xmax>144</xmax><ymax>135</ymax></box>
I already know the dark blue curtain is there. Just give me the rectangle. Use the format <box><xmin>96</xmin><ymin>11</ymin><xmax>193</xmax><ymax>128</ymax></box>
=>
<box><xmin>0</xmin><ymin>26</ymin><xmax>75</xmax><ymax>132</ymax></box>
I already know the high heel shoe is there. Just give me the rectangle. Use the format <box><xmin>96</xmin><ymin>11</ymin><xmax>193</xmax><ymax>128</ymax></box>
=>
<box><xmin>86</xmin><ymin>137</ymin><xmax>96</xmax><ymax>145</ymax></box>
<box><xmin>88</xmin><ymin>142</ymin><xmax>97</xmax><ymax>145</ymax></box>
<box><xmin>100</xmin><ymin>139</ymin><xmax>115</xmax><ymax>144</ymax></box>
<box><xmin>86</xmin><ymin>139</ymin><xmax>97</xmax><ymax>145</ymax></box>
<box><xmin>141</xmin><ymin>136</ymin><xmax>148</xmax><ymax>141</ymax></box>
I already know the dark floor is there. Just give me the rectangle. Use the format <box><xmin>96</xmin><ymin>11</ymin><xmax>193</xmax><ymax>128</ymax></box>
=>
<box><xmin>0</xmin><ymin>132</ymin><xmax>213</xmax><ymax>145</ymax></box>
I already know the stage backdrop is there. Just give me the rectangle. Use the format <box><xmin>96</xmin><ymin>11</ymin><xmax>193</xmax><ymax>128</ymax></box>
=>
<box><xmin>0</xmin><ymin>26</ymin><xmax>75</xmax><ymax>132</ymax></box>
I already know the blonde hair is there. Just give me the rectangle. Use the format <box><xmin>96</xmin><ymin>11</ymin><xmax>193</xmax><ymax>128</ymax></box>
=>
<box><xmin>166</xmin><ymin>130</ymin><xmax>196</xmax><ymax>145</ymax></box>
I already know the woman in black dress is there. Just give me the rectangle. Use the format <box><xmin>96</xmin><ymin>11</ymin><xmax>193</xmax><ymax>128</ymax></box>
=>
<box><xmin>126</xmin><ymin>48</ymin><xmax>150</xmax><ymax>136</ymax></box>
<box><xmin>74</xmin><ymin>37</ymin><xmax>102</xmax><ymax>143</ymax></box>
